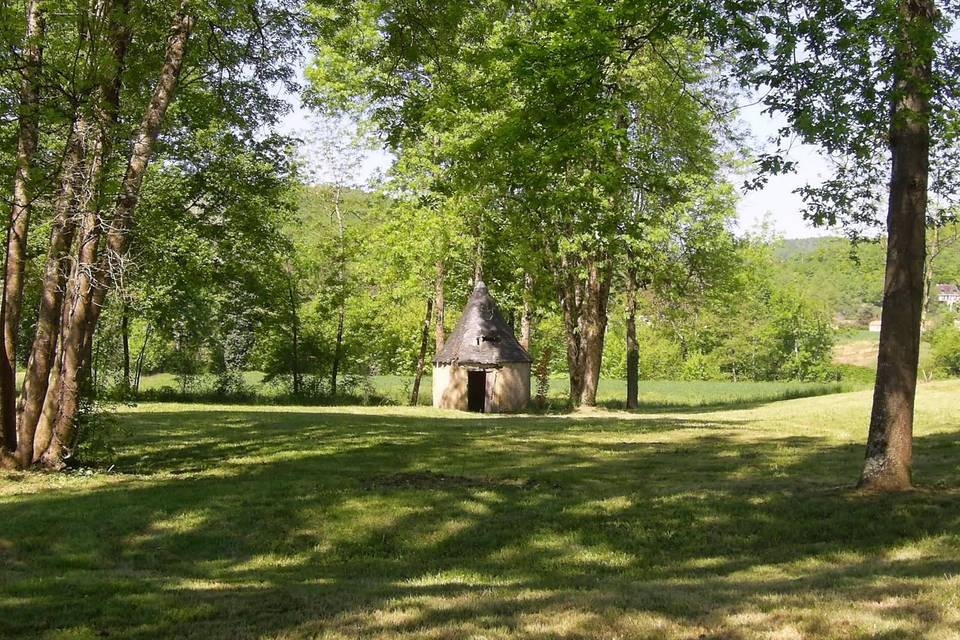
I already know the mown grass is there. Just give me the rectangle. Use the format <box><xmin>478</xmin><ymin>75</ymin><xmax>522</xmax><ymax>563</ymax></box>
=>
<box><xmin>134</xmin><ymin>372</ymin><xmax>853</xmax><ymax>408</ymax></box>
<box><xmin>2</xmin><ymin>381</ymin><xmax>960</xmax><ymax>639</ymax></box>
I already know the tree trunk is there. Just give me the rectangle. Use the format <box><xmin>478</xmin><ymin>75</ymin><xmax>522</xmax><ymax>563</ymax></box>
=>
<box><xmin>0</xmin><ymin>0</ymin><xmax>44</xmax><ymax>458</ymax></box>
<box><xmin>134</xmin><ymin>325</ymin><xmax>151</xmax><ymax>393</ymax></box>
<box><xmin>473</xmin><ymin>245</ymin><xmax>483</xmax><ymax>285</ymax></box>
<box><xmin>331</xmin><ymin>306</ymin><xmax>344</xmax><ymax>397</ymax></box>
<box><xmin>859</xmin><ymin>0</ymin><xmax>934</xmax><ymax>491</ymax></box>
<box><xmin>558</xmin><ymin>254</ymin><xmax>611</xmax><ymax>407</ymax></box>
<box><xmin>434</xmin><ymin>260</ymin><xmax>445</xmax><ymax>352</ymax></box>
<box><xmin>520</xmin><ymin>271</ymin><xmax>532</xmax><ymax>351</ymax></box>
<box><xmin>626</xmin><ymin>263</ymin><xmax>639</xmax><ymax>410</ymax></box>
<box><xmin>559</xmin><ymin>266</ymin><xmax>585</xmax><ymax>404</ymax></box>
<box><xmin>286</xmin><ymin>273</ymin><xmax>302</xmax><ymax>396</ymax></box>
<box><xmin>410</xmin><ymin>297</ymin><xmax>433</xmax><ymax>406</ymax></box>
<box><xmin>578</xmin><ymin>260</ymin><xmax>611</xmax><ymax>407</ymax></box>
<box><xmin>13</xmin><ymin>124</ymin><xmax>87</xmax><ymax>468</ymax></box>
<box><xmin>121</xmin><ymin>304</ymin><xmax>131</xmax><ymax>391</ymax></box>
<box><xmin>40</xmin><ymin>4</ymin><xmax>193</xmax><ymax>468</ymax></box>
<box><xmin>330</xmin><ymin>185</ymin><xmax>347</xmax><ymax>397</ymax></box>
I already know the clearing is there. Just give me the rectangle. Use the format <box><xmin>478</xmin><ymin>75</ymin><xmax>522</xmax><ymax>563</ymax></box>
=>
<box><xmin>2</xmin><ymin>381</ymin><xmax>960</xmax><ymax>639</ymax></box>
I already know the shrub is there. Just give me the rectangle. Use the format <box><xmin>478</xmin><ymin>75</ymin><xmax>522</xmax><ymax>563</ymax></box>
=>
<box><xmin>931</xmin><ymin>325</ymin><xmax>960</xmax><ymax>376</ymax></box>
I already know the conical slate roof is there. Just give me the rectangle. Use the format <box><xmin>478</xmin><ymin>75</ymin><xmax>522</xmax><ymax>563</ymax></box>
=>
<box><xmin>434</xmin><ymin>281</ymin><xmax>532</xmax><ymax>366</ymax></box>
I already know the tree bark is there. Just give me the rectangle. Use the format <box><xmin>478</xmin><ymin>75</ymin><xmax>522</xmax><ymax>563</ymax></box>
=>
<box><xmin>578</xmin><ymin>260</ymin><xmax>611</xmax><ymax>407</ymax></box>
<box><xmin>286</xmin><ymin>272</ymin><xmax>302</xmax><ymax>396</ymax></box>
<box><xmin>859</xmin><ymin>0</ymin><xmax>934</xmax><ymax>491</ymax></box>
<box><xmin>12</xmin><ymin>120</ymin><xmax>91</xmax><ymax>467</ymax></box>
<box><xmin>410</xmin><ymin>297</ymin><xmax>433</xmax><ymax>406</ymax></box>
<box><xmin>559</xmin><ymin>254</ymin><xmax>611</xmax><ymax>407</ymax></box>
<box><xmin>0</xmin><ymin>0</ymin><xmax>44</xmax><ymax>456</ymax></box>
<box><xmin>434</xmin><ymin>260</ymin><xmax>445</xmax><ymax>352</ymax></box>
<box><xmin>520</xmin><ymin>271</ymin><xmax>532</xmax><ymax>351</ymax></box>
<box><xmin>625</xmin><ymin>262</ymin><xmax>639</xmax><ymax>410</ymax></box>
<box><xmin>134</xmin><ymin>325</ymin><xmax>151</xmax><ymax>393</ymax></box>
<box><xmin>42</xmin><ymin>3</ymin><xmax>193</xmax><ymax>467</ymax></box>
<box><xmin>559</xmin><ymin>265</ymin><xmax>585</xmax><ymax>404</ymax></box>
<box><xmin>331</xmin><ymin>306</ymin><xmax>344</xmax><ymax>396</ymax></box>
<box><xmin>121</xmin><ymin>304</ymin><xmax>131</xmax><ymax>391</ymax></box>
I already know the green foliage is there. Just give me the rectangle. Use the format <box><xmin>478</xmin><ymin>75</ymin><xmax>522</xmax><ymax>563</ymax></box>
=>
<box><xmin>930</xmin><ymin>319</ymin><xmax>960</xmax><ymax>376</ymax></box>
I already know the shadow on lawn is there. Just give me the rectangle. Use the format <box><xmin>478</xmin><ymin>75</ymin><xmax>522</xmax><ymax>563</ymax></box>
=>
<box><xmin>2</xmin><ymin>409</ymin><xmax>959</xmax><ymax>639</ymax></box>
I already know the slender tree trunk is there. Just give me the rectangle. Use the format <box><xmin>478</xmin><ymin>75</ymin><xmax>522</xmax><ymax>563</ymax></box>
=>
<box><xmin>410</xmin><ymin>298</ymin><xmax>433</xmax><ymax>406</ymax></box>
<box><xmin>331</xmin><ymin>306</ymin><xmax>344</xmax><ymax>396</ymax></box>
<box><xmin>121</xmin><ymin>304</ymin><xmax>131</xmax><ymax>391</ymax></box>
<box><xmin>134</xmin><ymin>325</ymin><xmax>150</xmax><ymax>393</ymax></box>
<box><xmin>13</xmin><ymin>125</ymin><xmax>87</xmax><ymax>467</ymax></box>
<box><xmin>919</xmin><ymin>225</ymin><xmax>955</xmax><ymax>331</ymax></box>
<box><xmin>626</xmin><ymin>263</ymin><xmax>639</xmax><ymax>410</ymax></box>
<box><xmin>434</xmin><ymin>260</ymin><xmax>445</xmax><ymax>352</ymax></box>
<box><xmin>42</xmin><ymin>4</ymin><xmax>193</xmax><ymax>467</ymax></box>
<box><xmin>559</xmin><ymin>269</ymin><xmax>585</xmax><ymax>404</ymax></box>
<box><xmin>473</xmin><ymin>243</ymin><xmax>483</xmax><ymax>285</ymax></box>
<box><xmin>520</xmin><ymin>271</ymin><xmax>532</xmax><ymax>351</ymax></box>
<box><xmin>0</xmin><ymin>0</ymin><xmax>44</xmax><ymax>458</ymax></box>
<box><xmin>329</xmin><ymin>185</ymin><xmax>346</xmax><ymax>397</ymax></box>
<box><xmin>31</xmin><ymin>269</ymin><xmax>76</xmax><ymax>463</ymax></box>
<box><xmin>286</xmin><ymin>273</ymin><xmax>301</xmax><ymax>395</ymax></box>
<box><xmin>859</xmin><ymin>0</ymin><xmax>934</xmax><ymax>491</ymax></box>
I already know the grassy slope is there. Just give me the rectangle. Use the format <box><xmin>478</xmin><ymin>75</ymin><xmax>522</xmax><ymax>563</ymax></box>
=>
<box><xmin>833</xmin><ymin>331</ymin><xmax>935</xmax><ymax>372</ymax></box>
<box><xmin>2</xmin><ymin>382</ymin><xmax>960</xmax><ymax>639</ymax></box>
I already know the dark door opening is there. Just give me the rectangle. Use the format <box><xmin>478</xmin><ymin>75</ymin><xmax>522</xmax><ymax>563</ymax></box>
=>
<box><xmin>467</xmin><ymin>370</ymin><xmax>486</xmax><ymax>413</ymax></box>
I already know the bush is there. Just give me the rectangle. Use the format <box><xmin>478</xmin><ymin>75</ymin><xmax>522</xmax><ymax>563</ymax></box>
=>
<box><xmin>680</xmin><ymin>350</ymin><xmax>724</xmax><ymax>381</ymax></box>
<box><xmin>931</xmin><ymin>325</ymin><xmax>960</xmax><ymax>376</ymax></box>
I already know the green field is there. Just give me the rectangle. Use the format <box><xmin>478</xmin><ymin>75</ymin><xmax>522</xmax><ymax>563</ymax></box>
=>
<box><xmin>134</xmin><ymin>372</ymin><xmax>854</xmax><ymax>408</ymax></box>
<box><xmin>3</xmin><ymin>381</ymin><xmax>959</xmax><ymax>639</ymax></box>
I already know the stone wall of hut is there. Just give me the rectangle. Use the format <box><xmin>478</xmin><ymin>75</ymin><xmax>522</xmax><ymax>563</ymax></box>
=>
<box><xmin>432</xmin><ymin>363</ymin><xmax>530</xmax><ymax>412</ymax></box>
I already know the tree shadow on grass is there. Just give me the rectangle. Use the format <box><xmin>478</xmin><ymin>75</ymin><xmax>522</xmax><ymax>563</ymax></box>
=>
<box><xmin>1</xmin><ymin>409</ymin><xmax>959</xmax><ymax>639</ymax></box>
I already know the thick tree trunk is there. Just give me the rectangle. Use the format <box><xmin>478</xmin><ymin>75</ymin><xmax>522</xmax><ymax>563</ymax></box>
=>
<box><xmin>625</xmin><ymin>264</ymin><xmax>639</xmax><ymax>410</ymax></box>
<box><xmin>859</xmin><ymin>0</ymin><xmax>934</xmax><ymax>491</ymax></box>
<box><xmin>559</xmin><ymin>254</ymin><xmax>611</xmax><ymax>407</ymax></box>
<box><xmin>434</xmin><ymin>261</ymin><xmax>445</xmax><ymax>352</ymax></box>
<box><xmin>410</xmin><ymin>298</ymin><xmax>433</xmax><ymax>406</ymax></box>
<box><xmin>578</xmin><ymin>261</ymin><xmax>611</xmax><ymax>407</ymax></box>
<box><xmin>0</xmin><ymin>0</ymin><xmax>44</xmax><ymax>457</ymax></box>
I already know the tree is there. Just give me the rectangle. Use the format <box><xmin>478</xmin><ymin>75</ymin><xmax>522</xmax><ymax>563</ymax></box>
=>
<box><xmin>707</xmin><ymin>0</ymin><xmax>959</xmax><ymax>489</ymax></box>
<box><xmin>299</xmin><ymin>117</ymin><xmax>370</xmax><ymax>397</ymax></box>
<box><xmin>308</xmin><ymin>0</ymin><xmax>737</xmax><ymax>406</ymax></box>
<box><xmin>0</xmin><ymin>0</ymin><xmax>306</xmax><ymax>470</ymax></box>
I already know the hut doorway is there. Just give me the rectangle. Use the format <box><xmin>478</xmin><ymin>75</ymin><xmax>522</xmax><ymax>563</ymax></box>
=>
<box><xmin>467</xmin><ymin>370</ymin><xmax>486</xmax><ymax>413</ymax></box>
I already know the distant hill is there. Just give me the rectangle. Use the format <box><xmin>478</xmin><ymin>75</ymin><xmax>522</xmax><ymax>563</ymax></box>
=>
<box><xmin>770</xmin><ymin>229</ymin><xmax>960</xmax><ymax>328</ymax></box>
<box><xmin>773</xmin><ymin>236</ymin><xmax>835</xmax><ymax>260</ymax></box>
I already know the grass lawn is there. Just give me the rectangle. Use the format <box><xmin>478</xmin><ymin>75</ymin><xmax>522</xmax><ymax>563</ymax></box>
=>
<box><xmin>2</xmin><ymin>381</ymin><xmax>960</xmax><ymax>639</ymax></box>
<box><xmin>136</xmin><ymin>372</ymin><xmax>853</xmax><ymax>408</ymax></box>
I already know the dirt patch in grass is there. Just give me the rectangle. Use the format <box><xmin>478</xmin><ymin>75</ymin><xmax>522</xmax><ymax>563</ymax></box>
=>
<box><xmin>362</xmin><ymin>470</ymin><xmax>549</xmax><ymax>491</ymax></box>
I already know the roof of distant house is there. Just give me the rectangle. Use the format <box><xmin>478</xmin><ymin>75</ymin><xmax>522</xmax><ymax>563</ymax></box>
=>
<box><xmin>434</xmin><ymin>281</ymin><xmax>532</xmax><ymax>366</ymax></box>
<box><xmin>937</xmin><ymin>283</ymin><xmax>960</xmax><ymax>296</ymax></box>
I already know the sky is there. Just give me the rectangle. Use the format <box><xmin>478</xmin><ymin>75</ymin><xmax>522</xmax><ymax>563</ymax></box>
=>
<box><xmin>278</xmin><ymin>82</ymin><xmax>844</xmax><ymax>240</ymax></box>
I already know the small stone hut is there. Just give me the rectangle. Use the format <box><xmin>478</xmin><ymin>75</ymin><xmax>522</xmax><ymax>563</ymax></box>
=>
<box><xmin>433</xmin><ymin>281</ymin><xmax>532</xmax><ymax>412</ymax></box>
